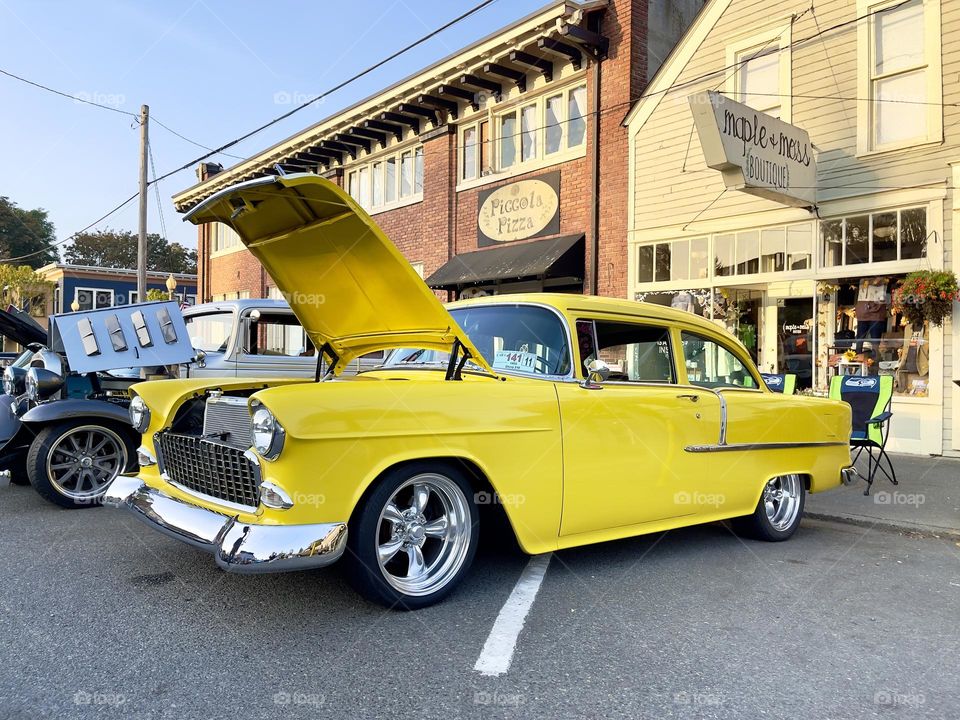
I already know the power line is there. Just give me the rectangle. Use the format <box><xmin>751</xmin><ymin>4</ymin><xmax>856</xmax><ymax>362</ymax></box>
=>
<box><xmin>0</xmin><ymin>67</ymin><xmax>137</xmax><ymax>117</ymax></box>
<box><xmin>150</xmin><ymin>116</ymin><xmax>244</xmax><ymax>160</ymax></box>
<box><xmin>150</xmin><ymin>0</ymin><xmax>501</xmax><ymax>184</ymax></box>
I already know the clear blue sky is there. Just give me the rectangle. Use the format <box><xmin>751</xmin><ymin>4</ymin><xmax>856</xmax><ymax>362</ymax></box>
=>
<box><xmin>0</xmin><ymin>0</ymin><xmax>547</xmax><ymax>255</ymax></box>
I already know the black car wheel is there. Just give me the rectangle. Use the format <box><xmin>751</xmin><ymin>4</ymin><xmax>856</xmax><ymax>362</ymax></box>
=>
<box><xmin>27</xmin><ymin>420</ymin><xmax>134</xmax><ymax>509</ymax></box>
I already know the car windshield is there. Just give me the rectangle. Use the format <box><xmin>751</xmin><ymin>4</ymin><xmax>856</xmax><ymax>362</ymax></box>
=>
<box><xmin>383</xmin><ymin>304</ymin><xmax>571</xmax><ymax>377</ymax></box>
<box><xmin>184</xmin><ymin>311</ymin><xmax>234</xmax><ymax>353</ymax></box>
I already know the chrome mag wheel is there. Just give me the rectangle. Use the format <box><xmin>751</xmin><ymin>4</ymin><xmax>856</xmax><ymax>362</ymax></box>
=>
<box><xmin>47</xmin><ymin>425</ymin><xmax>127</xmax><ymax>501</ymax></box>
<box><xmin>763</xmin><ymin>474</ymin><xmax>803</xmax><ymax>531</ymax></box>
<box><xmin>376</xmin><ymin>473</ymin><xmax>472</xmax><ymax>597</ymax></box>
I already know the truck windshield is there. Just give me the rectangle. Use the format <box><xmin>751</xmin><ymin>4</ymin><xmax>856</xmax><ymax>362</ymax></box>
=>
<box><xmin>184</xmin><ymin>312</ymin><xmax>233</xmax><ymax>353</ymax></box>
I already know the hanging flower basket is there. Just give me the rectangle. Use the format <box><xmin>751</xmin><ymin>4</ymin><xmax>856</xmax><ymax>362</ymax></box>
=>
<box><xmin>893</xmin><ymin>270</ymin><xmax>960</xmax><ymax>327</ymax></box>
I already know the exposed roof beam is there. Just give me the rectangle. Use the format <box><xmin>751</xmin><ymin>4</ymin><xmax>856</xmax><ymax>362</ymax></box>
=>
<box><xmin>460</xmin><ymin>74</ymin><xmax>502</xmax><ymax>102</ymax></box>
<box><xmin>380</xmin><ymin>111</ymin><xmax>419</xmax><ymax>134</ymax></box>
<box><xmin>333</xmin><ymin>133</ymin><xmax>372</xmax><ymax>153</ymax></box>
<box><xmin>557</xmin><ymin>23</ymin><xmax>609</xmax><ymax>59</ymax></box>
<box><xmin>537</xmin><ymin>37</ymin><xmax>582</xmax><ymax>70</ymax></box>
<box><xmin>362</xmin><ymin>119</ymin><xmax>404</xmax><ymax>142</ymax></box>
<box><xmin>508</xmin><ymin>51</ymin><xmax>552</xmax><ymax>81</ymax></box>
<box><xmin>348</xmin><ymin>126</ymin><xmax>389</xmax><ymax>147</ymax></box>
<box><xmin>396</xmin><ymin>102</ymin><xmax>439</xmax><ymax>123</ymax></box>
<box><xmin>293</xmin><ymin>150</ymin><xmax>331</xmax><ymax>163</ymax></box>
<box><xmin>482</xmin><ymin>62</ymin><xmax>526</xmax><ymax>93</ymax></box>
<box><xmin>303</xmin><ymin>146</ymin><xmax>344</xmax><ymax>163</ymax></box>
<box><xmin>417</xmin><ymin>94</ymin><xmax>458</xmax><ymax>120</ymax></box>
<box><xmin>437</xmin><ymin>84</ymin><xmax>479</xmax><ymax>111</ymax></box>
<box><xmin>318</xmin><ymin>140</ymin><xmax>356</xmax><ymax>160</ymax></box>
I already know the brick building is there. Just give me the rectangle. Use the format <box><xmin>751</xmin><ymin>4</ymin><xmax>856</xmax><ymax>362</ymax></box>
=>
<box><xmin>173</xmin><ymin>0</ymin><xmax>705</xmax><ymax>302</ymax></box>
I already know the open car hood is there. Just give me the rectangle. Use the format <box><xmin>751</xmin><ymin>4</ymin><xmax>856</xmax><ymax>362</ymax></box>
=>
<box><xmin>0</xmin><ymin>305</ymin><xmax>47</xmax><ymax>347</ymax></box>
<box><xmin>183</xmin><ymin>174</ymin><xmax>493</xmax><ymax>375</ymax></box>
<box><xmin>49</xmin><ymin>301</ymin><xmax>195</xmax><ymax>374</ymax></box>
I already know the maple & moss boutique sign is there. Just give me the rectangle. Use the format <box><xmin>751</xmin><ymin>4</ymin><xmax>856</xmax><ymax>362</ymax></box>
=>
<box><xmin>688</xmin><ymin>90</ymin><xmax>816</xmax><ymax>207</ymax></box>
<box><xmin>477</xmin><ymin>171</ymin><xmax>560</xmax><ymax>246</ymax></box>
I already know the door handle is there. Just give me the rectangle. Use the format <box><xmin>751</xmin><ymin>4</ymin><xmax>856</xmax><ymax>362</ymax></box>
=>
<box><xmin>676</xmin><ymin>393</ymin><xmax>699</xmax><ymax>402</ymax></box>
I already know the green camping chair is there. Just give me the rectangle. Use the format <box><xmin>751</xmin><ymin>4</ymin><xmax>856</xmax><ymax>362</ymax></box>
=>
<box><xmin>829</xmin><ymin>374</ymin><xmax>897</xmax><ymax>495</ymax></box>
<box><xmin>760</xmin><ymin>373</ymin><xmax>796</xmax><ymax>394</ymax></box>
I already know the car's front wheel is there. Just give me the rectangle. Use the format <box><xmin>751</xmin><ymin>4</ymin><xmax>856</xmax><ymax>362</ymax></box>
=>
<box><xmin>348</xmin><ymin>463</ymin><xmax>478</xmax><ymax>609</ymax></box>
<box><xmin>27</xmin><ymin>421</ymin><xmax>133</xmax><ymax>509</ymax></box>
<box><xmin>735</xmin><ymin>473</ymin><xmax>805</xmax><ymax>541</ymax></box>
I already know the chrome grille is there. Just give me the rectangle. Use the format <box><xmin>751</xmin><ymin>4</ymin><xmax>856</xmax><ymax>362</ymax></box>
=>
<box><xmin>203</xmin><ymin>394</ymin><xmax>252</xmax><ymax>449</ymax></box>
<box><xmin>155</xmin><ymin>432</ymin><xmax>260</xmax><ymax>508</ymax></box>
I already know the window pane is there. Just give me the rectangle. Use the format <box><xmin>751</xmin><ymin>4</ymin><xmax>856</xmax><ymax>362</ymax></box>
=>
<box><xmin>821</xmin><ymin>219</ymin><xmax>843</xmax><ymax>266</ymax></box>
<box><xmin>875</xmin><ymin>70</ymin><xmax>926</xmax><ymax>146</ymax></box>
<box><xmin>786</xmin><ymin>224</ymin><xmax>812</xmax><ymax>270</ymax></box>
<box><xmin>95</xmin><ymin>291</ymin><xmax>112</xmax><ymax>308</ymax></box>
<box><xmin>671</xmin><ymin>240</ymin><xmax>690</xmax><ymax>281</ymax></box>
<box><xmin>845</xmin><ymin>216</ymin><xmax>869</xmax><ymax>264</ymax></box>
<box><xmin>358</xmin><ymin>166</ymin><xmax>370</xmax><ymax>208</ymax></box>
<box><xmin>715</xmin><ymin>234</ymin><xmax>734</xmax><ymax>276</ymax></box>
<box><xmin>871</xmin><ymin>211</ymin><xmax>898</xmax><ymax>262</ymax></box>
<box><xmin>479</xmin><ymin>121</ymin><xmax>490</xmax><ymax>173</ymax></box>
<box><xmin>681</xmin><ymin>331</ymin><xmax>752</xmax><ymax>388</ymax></box>
<box><xmin>414</xmin><ymin>146</ymin><xmax>423</xmax><ymax>194</ymax></box>
<box><xmin>875</xmin><ymin>0</ymin><xmax>924</xmax><ymax>75</ymax></box>
<box><xmin>545</xmin><ymin>95</ymin><xmax>563</xmax><ymax>154</ymax></box>
<box><xmin>499</xmin><ymin>113</ymin><xmax>517</xmax><ymax>168</ymax></box>
<box><xmin>385</xmin><ymin>157</ymin><xmax>397</xmax><ymax>202</ymax></box>
<box><xmin>595</xmin><ymin>322</ymin><xmax>674</xmax><ymax>383</ymax></box>
<box><xmin>760</xmin><ymin>227</ymin><xmax>785</xmax><ymax>272</ymax></box>
<box><xmin>521</xmin><ymin>104</ymin><xmax>537</xmax><ymax>161</ymax></box>
<box><xmin>347</xmin><ymin>171</ymin><xmax>358</xmax><ymax>201</ymax></box>
<box><xmin>735</xmin><ymin>230</ymin><xmax>759</xmax><ymax>274</ymax></box>
<box><xmin>637</xmin><ymin>245</ymin><xmax>654</xmax><ymax>283</ymax></box>
<box><xmin>463</xmin><ymin>126</ymin><xmax>477</xmax><ymax>180</ymax></box>
<box><xmin>372</xmin><ymin>162</ymin><xmax>383</xmax><ymax>206</ymax></box>
<box><xmin>654</xmin><ymin>244</ymin><xmax>671</xmax><ymax>282</ymax></box>
<box><xmin>690</xmin><ymin>238</ymin><xmax>709</xmax><ymax>279</ymax></box>
<box><xmin>900</xmin><ymin>207</ymin><xmax>927</xmax><ymax>259</ymax></box>
<box><xmin>400</xmin><ymin>151</ymin><xmax>413</xmax><ymax>197</ymax></box>
<box><xmin>568</xmin><ymin>86</ymin><xmax>586</xmax><ymax>147</ymax></box>
<box><xmin>738</xmin><ymin>48</ymin><xmax>780</xmax><ymax>116</ymax></box>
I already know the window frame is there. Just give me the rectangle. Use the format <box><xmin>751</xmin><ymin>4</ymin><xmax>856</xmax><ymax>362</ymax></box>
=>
<box><xmin>344</xmin><ymin>143</ymin><xmax>425</xmax><ymax>214</ymax></box>
<box><xmin>580</xmin><ymin>318</ymin><xmax>678</xmax><ymax>385</ymax></box>
<box><xmin>725</xmin><ymin>22</ymin><xmax>793</xmax><ymax>122</ymax></box>
<box><xmin>211</xmin><ymin>222</ymin><xmax>242</xmax><ymax>256</ymax></box>
<box><xmin>820</xmin><ymin>205</ymin><xmax>928</xmax><ymax>269</ymax></box>
<box><xmin>679</xmin><ymin>329</ymin><xmax>764</xmax><ymax>391</ymax></box>
<box><xmin>73</xmin><ymin>286</ymin><xmax>114</xmax><ymax>311</ymax></box>
<box><xmin>856</xmin><ymin>0</ymin><xmax>943</xmax><ymax>155</ymax></box>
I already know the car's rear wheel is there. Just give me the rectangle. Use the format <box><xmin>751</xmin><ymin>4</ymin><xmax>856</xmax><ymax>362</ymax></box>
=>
<box><xmin>735</xmin><ymin>473</ymin><xmax>805</xmax><ymax>541</ymax></box>
<box><xmin>348</xmin><ymin>463</ymin><xmax>478</xmax><ymax>609</ymax></box>
<box><xmin>27</xmin><ymin>421</ymin><xmax>132</xmax><ymax>509</ymax></box>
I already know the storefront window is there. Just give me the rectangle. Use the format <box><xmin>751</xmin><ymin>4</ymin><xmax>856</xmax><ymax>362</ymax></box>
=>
<box><xmin>786</xmin><ymin>224</ymin><xmax>812</xmax><ymax>270</ymax></box>
<box><xmin>735</xmin><ymin>230</ymin><xmax>759</xmax><ymax>275</ymax></box>
<box><xmin>715</xmin><ymin>234</ymin><xmax>734</xmax><ymax>277</ymax></box>
<box><xmin>821</xmin><ymin>207</ymin><xmax>926</xmax><ymax>266</ymax></box>
<box><xmin>760</xmin><ymin>227</ymin><xmax>785</xmax><ymax>273</ymax></box>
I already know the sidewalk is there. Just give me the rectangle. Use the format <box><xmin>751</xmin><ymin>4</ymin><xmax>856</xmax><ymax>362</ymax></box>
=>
<box><xmin>806</xmin><ymin>453</ymin><xmax>960</xmax><ymax>537</ymax></box>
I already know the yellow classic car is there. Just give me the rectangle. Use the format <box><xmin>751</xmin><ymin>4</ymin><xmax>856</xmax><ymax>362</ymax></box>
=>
<box><xmin>105</xmin><ymin>174</ymin><xmax>855</xmax><ymax>609</ymax></box>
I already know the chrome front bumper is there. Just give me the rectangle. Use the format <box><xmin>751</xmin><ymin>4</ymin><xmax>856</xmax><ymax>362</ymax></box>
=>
<box><xmin>104</xmin><ymin>475</ymin><xmax>347</xmax><ymax>574</ymax></box>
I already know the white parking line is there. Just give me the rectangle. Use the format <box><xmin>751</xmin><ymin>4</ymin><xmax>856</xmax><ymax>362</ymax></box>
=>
<box><xmin>473</xmin><ymin>552</ymin><xmax>552</xmax><ymax>677</ymax></box>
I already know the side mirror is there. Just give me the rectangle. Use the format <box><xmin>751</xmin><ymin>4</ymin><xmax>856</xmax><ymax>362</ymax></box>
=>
<box><xmin>194</xmin><ymin>349</ymin><xmax>207</xmax><ymax>368</ymax></box>
<box><xmin>249</xmin><ymin>309</ymin><xmax>261</xmax><ymax>322</ymax></box>
<box><xmin>580</xmin><ymin>359</ymin><xmax>610</xmax><ymax>389</ymax></box>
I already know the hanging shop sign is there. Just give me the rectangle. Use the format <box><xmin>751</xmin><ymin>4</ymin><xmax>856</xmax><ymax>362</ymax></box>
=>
<box><xmin>477</xmin><ymin>171</ymin><xmax>560</xmax><ymax>246</ymax></box>
<box><xmin>688</xmin><ymin>91</ymin><xmax>816</xmax><ymax>208</ymax></box>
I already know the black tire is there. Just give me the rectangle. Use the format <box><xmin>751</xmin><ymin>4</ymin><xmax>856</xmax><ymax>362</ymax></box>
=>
<box><xmin>27</xmin><ymin>420</ymin><xmax>136</xmax><ymax>509</ymax></box>
<box><xmin>347</xmin><ymin>461</ymin><xmax>479</xmax><ymax>610</ymax></box>
<box><xmin>733</xmin><ymin>473</ymin><xmax>806</xmax><ymax>542</ymax></box>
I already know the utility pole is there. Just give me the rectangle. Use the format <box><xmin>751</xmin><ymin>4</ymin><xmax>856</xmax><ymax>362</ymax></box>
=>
<box><xmin>137</xmin><ymin>104</ymin><xmax>149</xmax><ymax>304</ymax></box>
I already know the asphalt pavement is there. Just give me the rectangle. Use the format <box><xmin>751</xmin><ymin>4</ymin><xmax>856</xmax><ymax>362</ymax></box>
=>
<box><xmin>1</xmin><ymin>481</ymin><xmax>958</xmax><ymax>720</ymax></box>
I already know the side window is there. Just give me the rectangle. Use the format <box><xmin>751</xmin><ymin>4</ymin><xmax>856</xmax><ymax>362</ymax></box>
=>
<box><xmin>680</xmin><ymin>331</ymin><xmax>754</xmax><ymax>388</ymax></box>
<box><xmin>578</xmin><ymin>320</ymin><xmax>674</xmax><ymax>383</ymax></box>
<box><xmin>246</xmin><ymin>314</ymin><xmax>311</xmax><ymax>357</ymax></box>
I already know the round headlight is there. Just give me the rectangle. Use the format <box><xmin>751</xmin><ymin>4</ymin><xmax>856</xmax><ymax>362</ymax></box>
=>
<box><xmin>129</xmin><ymin>395</ymin><xmax>150</xmax><ymax>433</ymax></box>
<box><xmin>25</xmin><ymin>367</ymin><xmax>63</xmax><ymax>401</ymax></box>
<box><xmin>2</xmin><ymin>367</ymin><xmax>16</xmax><ymax>396</ymax></box>
<box><xmin>251</xmin><ymin>404</ymin><xmax>284</xmax><ymax>460</ymax></box>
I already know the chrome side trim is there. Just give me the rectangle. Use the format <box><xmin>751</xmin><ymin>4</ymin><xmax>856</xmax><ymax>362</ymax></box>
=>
<box><xmin>685</xmin><ymin>440</ymin><xmax>849</xmax><ymax>453</ymax></box>
<box><xmin>104</xmin><ymin>475</ymin><xmax>348</xmax><ymax>573</ymax></box>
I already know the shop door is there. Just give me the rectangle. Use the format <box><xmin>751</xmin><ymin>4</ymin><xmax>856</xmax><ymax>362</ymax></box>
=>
<box><xmin>776</xmin><ymin>298</ymin><xmax>814</xmax><ymax>390</ymax></box>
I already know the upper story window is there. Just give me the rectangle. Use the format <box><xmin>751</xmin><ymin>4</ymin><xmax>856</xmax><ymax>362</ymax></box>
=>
<box><xmin>858</xmin><ymin>0</ymin><xmax>942</xmax><ymax>153</ymax></box>
<box><xmin>212</xmin><ymin>223</ymin><xmax>241</xmax><ymax>253</ymax></box>
<box><xmin>74</xmin><ymin>288</ymin><xmax>114</xmax><ymax>311</ymax></box>
<box><xmin>727</xmin><ymin>25</ymin><xmax>791</xmax><ymax>121</ymax></box>
<box><xmin>347</xmin><ymin>145</ymin><xmax>424</xmax><ymax>212</ymax></box>
<box><xmin>821</xmin><ymin>206</ymin><xmax>927</xmax><ymax>266</ymax></box>
<box><xmin>460</xmin><ymin>82</ymin><xmax>587</xmax><ymax>183</ymax></box>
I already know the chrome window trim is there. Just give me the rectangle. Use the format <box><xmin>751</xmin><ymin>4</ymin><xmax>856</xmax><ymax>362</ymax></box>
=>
<box><xmin>574</xmin><ymin>317</ymin><xmax>678</xmax><ymax>384</ymax></box>
<box><xmin>685</xmin><ymin>440</ymin><xmax>848</xmax><ymax>453</ymax></box>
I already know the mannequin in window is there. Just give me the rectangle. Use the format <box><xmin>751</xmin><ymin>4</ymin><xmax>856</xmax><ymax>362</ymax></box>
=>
<box><xmin>855</xmin><ymin>278</ymin><xmax>888</xmax><ymax>350</ymax></box>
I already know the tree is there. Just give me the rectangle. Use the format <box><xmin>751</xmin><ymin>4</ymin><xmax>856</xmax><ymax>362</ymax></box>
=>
<box><xmin>64</xmin><ymin>229</ymin><xmax>197</xmax><ymax>274</ymax></box>
<box><xmin>0</xmin><ymin>264</ymin><xmax>54</xmax><ymax>318</ymax></box>
<box><xmin>0</xmin><ymin>197</ymin><xmax>60</xmax><ymax>269</ymax></box>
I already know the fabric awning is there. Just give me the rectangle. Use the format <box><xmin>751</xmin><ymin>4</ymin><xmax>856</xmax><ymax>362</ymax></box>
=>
<box><xmin>426</xmin><ymin>234</ymin><xmax>584</xmax><ymax>290</ymax></box>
